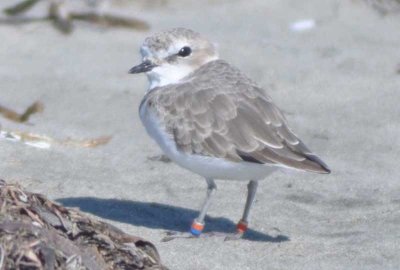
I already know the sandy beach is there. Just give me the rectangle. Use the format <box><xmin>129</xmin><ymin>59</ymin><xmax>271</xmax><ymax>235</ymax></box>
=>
<box><xmin>1</xmin><ymin>0</ymin><xmax>399</xmax><ymax>269</ymax></box>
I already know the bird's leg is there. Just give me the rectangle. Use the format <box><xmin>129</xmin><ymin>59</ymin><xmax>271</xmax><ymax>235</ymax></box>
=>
<box><xmin>225</xmin><ymin>180</ymin><xmax>258</xmax><ymax>241</ymax></box>
<box><xmin>162</xmin><ymin>178</ymin><xmax>217</xmax><ymax>241</ymax></box>
<box><xmin>190</xmin><ymin>178</ymin><xmax>217</xmax><ymax>236</ymax></box>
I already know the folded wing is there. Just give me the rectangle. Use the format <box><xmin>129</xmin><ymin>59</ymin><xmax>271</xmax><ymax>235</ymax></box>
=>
<box><xmin>145</xmin><ymin>60</ymin><xmax>330</xmax><ymax>174</ymax></box>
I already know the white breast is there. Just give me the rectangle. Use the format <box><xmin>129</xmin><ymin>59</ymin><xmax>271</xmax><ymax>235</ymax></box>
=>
<box><xmin>139</xmin><ymin>100</ymin><xmax>277</xmax><ymax>181</ymax></box>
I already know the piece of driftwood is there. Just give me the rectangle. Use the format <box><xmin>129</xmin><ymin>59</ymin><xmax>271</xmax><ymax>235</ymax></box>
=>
<box><xmin>1</xmin><ymin>0</ymin><xmax>150</xmax><ymax>34</ymax></box>
<box><xmin>0</xmin><ymin>102</ymin><xmax>44</xmax><ymax>123</ymax></box>
<box><xmin>0</xmin><ymin>180</ymin><xmax>167</xmax><ymax>270</ymax></box>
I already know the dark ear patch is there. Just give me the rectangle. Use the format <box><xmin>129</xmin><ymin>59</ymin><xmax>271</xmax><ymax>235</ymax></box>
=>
<box><xmin>165</xmin><ymin>54</ymin><xmax>179</xmax><ymax>64</ymax></box>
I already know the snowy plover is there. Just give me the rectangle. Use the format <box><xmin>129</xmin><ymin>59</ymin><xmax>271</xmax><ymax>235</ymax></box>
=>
<box><xmin>130</xmin><ymin>28</ymin><xmax>330</xmax><ymax>240</ymax></box>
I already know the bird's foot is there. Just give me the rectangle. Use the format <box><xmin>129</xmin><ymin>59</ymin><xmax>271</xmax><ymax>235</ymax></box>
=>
<box><xmin>162</xmin><ymin>220</ymin><xmax>206</xmax><ymax>242</ymax></box>
<box><xmin>222</xmin><ymin>219</ymin><xmax>247</xmax><ymax>241</ymax></box>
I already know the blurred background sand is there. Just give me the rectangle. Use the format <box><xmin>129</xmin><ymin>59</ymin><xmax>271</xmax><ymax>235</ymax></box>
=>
<box><xmin>1</xmin><ymin>0</ymin><xmax>400</xmax><ymax>269</ymax></box>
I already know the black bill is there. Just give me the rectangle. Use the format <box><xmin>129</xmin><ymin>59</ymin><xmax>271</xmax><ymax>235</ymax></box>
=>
<box><xmin>129</xmin><ymin>59</ymin><xmax>157</xmax><ymax>74</ymax></box>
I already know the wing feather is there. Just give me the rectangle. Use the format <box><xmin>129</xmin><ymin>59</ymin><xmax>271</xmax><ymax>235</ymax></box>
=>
<box><xmin>144</xmin><ymin>60</ymin><xmax>330</xmax><ymax>174</ymax></box>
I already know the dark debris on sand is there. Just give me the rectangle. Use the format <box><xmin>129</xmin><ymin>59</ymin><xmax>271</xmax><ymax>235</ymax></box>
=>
<box><xmin>1</xmin><ymin>0</ymin><xmax>150</xmax><ymax>34</ymax></box>
<box><xmin>0</xmin><ymin>180</ymin><xmax>167</xmax><ymax>270</ymax></box>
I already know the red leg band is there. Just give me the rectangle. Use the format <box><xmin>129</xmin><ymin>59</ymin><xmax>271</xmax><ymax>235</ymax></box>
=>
<box><xmin>236</xmin><ymin>220</ymin><xmax>248</xmax><ymax>234</ymax></box>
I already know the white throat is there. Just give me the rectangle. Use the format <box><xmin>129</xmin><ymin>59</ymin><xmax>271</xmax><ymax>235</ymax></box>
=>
<box><xmin>146</xmin><ymin>63</ymin><xmax>194</xmax><ymax>90</ymax></box>
<box><xmin>145</xmin><ymin>56</ymin><xmax>219</xmax><ymax>90</ymax></box>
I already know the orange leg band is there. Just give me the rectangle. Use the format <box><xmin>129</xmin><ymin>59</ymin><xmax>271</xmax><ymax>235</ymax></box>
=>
<box><xmin>190</xmin><ymin>220</ymin><xmax>205</xmax><ymax>236</ymax></box>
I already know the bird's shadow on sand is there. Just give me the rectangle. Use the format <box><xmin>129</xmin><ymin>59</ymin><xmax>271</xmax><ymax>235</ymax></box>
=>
<box><xmin>57</xmin><ymin>197</ymin><xmax>289</xmax><ymax>243</ymax></box>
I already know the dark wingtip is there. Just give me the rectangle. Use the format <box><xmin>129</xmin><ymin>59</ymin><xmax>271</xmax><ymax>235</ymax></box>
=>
<box><xmin>323</xmin><ymin>167</ymin><xmax>331</xmax><ymax>174</ymax></box>
<box><xmin>306</xmin><ymin>154</ymin><xmax>331</xmax><ymax>174</ymax></box>
<box><xmin>320</xmin><ymin>167</ymin><xmax>331</xmax><ymax>174</ymax></box>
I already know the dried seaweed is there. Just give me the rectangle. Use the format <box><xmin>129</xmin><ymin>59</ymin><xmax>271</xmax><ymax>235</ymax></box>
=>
<box><xmin>0</xmin><ymin>180</ymin><xmax>167</xmax><ymax>270</ymax></box>
<box><xmin>0</xmin><ymin>129</ymin><xmax>112</xmax><ymax>149</ymax></box>
<box><xmin>49</xmin><ymin>1</ymin><xmax>73</xmax><ymax>34</ymax></box>
<box><xmin>0</xmin><ymin>102</ymin><xmax>112</xmax><ymax>149</ymax></box>
<box><xmin>61</xmin><ymin>136</ymin><xmax>112</xmax><ymax>148</ymax></box>
<box><xmin>0</xmin><ymin>102</ymin><xmax>44</xmax><ymax>123</ymax></box>
<box><xmin>1</xmin><ymin>0</ymin><xmax>150</xmax><ymax>34</ymax></box>
<box><xmin>3</xmin><ymin>0</ymin><xmax>41</xmax><ymax>16</ymax></box>
<box><xmin>71</xmin><ymin>12</ymin><xmax>149</xmax><ymax>31</ymax></box>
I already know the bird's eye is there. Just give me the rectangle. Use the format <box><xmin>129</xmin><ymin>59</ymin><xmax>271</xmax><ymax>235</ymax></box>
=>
<box><xmin>178</xmin><ymin>46</ymin><xmax>192</xmax><ymax>57</ymax></box>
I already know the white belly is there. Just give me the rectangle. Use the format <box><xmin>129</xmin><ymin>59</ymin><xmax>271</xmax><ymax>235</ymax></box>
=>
<box><xmin>139</xmin><ymin>102</ymin><xmax>277</xmax><ymax>181</ymax></box>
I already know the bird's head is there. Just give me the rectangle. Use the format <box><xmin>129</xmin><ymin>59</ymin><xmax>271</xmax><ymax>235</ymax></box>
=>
<box><xmin>129</xmin><ymin>28</ymin><xmax>219</xmax><ymax>89</ymax></box>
